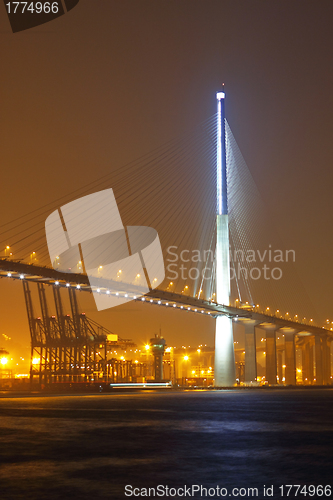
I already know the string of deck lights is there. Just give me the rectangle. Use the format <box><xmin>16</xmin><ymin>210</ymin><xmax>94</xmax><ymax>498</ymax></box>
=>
<box><xmin>3</xmin><ymin>268</ymin><xmax>332</xmax><ymax>330</ymax></box>
<box><xmin>2</xmin><ymin>253</ymin><xmax>323</xmax><ymax>330</ymax></box>
<box><xmin>4</xmin><ymin>270</ymin><xmax>221</xmax><ymax>317</ymax></box>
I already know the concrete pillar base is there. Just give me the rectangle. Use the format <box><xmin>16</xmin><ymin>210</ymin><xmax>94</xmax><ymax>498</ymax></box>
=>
<box><xmin>243</xmin><ymin>320</ymin><xmax>260</xmax><ymax>384</ymax></box>
<box><xmin>284</xmin><ymin>329</ymin><xmax>297</xmax><ymax>385</ymax></box>
<box><xmin>302</xmin><ymin>339</ymin><xmax>314</xmax><ymax>384</ymax></box>
<box><xmin>315</xmin><ymin>335</ymin><xmax>331</xmax><ymax>385</ymax></box>
<box><xmin>214</xmin><ymin>315</ymin><xmax>235</xmax><ymax>387</ymax></box>
<box><xmin>262</xmin><ymin>326</ymin><xmax>278</xmax><ymax>385</ymax></box>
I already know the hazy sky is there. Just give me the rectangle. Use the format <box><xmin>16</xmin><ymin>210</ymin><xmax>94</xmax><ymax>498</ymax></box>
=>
<box><xmin>0</xmin><ymin>1</ymin><xmax>332</xmax><ymax>353</ymax></box>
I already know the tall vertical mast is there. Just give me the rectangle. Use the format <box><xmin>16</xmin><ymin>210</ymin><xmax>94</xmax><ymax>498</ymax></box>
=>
<box><xmin>215</xmin><ymin>90</ymin><xmax>230</xmax><ymax>307</ymax></box>
<box><xmin>216</xmin><ymin>91</ymin><xmax>227</xmax><ymax>216</ymax></box>
<box><xmin>214</xmin><ymin>89</ymin><xmax>236</xmax><ymax>387</ymax></box>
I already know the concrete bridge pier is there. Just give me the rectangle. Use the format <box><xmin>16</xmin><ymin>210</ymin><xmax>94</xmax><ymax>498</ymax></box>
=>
<box><xmin>262</xmin><ymin>325</ymin><xmax>278</xmax><ymax>385</ymax></box>
<box><xmin>315</xmin><ymin>335</ymin><xmax>331</xmax><ymax>385</ymax></box>
<box><xmin>277</xmin><ymin>350</ymin><xmax>283</xmax><ymax>384</ymax></box>
<box><xmin>327</xmin><ymin>338</ymin><xmax>332</xmax><ymax>384</ymax></box>
<box><xmin>323</xmin><ymin>337</ymin><xmax>332</xmax><ymax>385</ymax></box>
<box><xmin>315</xmin><ymin>336</ymin><xmax>323</xmax><ymax>384</ymax></box>
<box><xmin>302</xmin><ymin>338</ymin><xmax>314</xmax><ymax>384</ymax></box>
<box><xmin>215</xmin><ymin>315</ymin><xmax>235</xmax><ymax>387</ymax></box>
<box><xmin>243</xmin><ymin>320</ymin><xmax>260</xmax><ymax>384</ymax></box>
<box><xmin>284</xmin><ymin>329</ymin><xmax>297</xmax><ymax>385</ymax></box>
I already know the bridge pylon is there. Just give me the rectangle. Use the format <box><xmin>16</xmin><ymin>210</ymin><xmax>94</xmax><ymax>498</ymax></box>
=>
<box><xmin>214</xmin><ymin>90</ymin><xmax>236</xmax><ymax>387</ymax></box>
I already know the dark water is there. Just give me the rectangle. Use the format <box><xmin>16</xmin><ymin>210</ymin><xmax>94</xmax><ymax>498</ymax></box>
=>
<box><xmin>0</xmin><ymin>389</ymin><xmax>332</xmax><ymax>500</ymax></box>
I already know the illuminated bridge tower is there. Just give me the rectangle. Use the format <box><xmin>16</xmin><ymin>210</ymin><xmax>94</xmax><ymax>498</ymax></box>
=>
<box><xmin>214</xmin><ymin>90</ymin><xmax>236</xmax><ymax>387</ymax></box>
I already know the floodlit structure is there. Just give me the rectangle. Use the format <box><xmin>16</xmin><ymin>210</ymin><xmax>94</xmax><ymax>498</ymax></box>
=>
<box><xmin>0</xmin><ymin>91</ymin><xmax>331</xmax><ymax>388</ymax></box>
<box><xmin>214</xmin><ymin>91</ymin><xmax>236</xmax><ymax>387</ymax></box>
<box><xmin>23</xmin><ymin>280</ymin><xmax>135</xmax><ymax>386</ymax></box>
<box><xmin>150</xmin><ymin>334</ymin><xmax>166</xmax><ymax>382</ymax></box>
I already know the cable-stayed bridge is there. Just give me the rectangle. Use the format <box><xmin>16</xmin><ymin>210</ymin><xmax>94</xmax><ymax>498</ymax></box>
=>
<box><xmin>0</xmin><ymin>93</ymin><xmax>331</xmax><ymax>387</ymax></box>
<box><xmin>0</xmin><ymin>255</ymin><xmax>331</xmax><ymax>386</ymax></box>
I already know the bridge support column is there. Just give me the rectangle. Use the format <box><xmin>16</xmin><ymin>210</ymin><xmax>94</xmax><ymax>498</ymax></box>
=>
<box><xmin>315</xmin><ymin>336</ymin><xmax>324</xmax><ymax>385</ymax></box>
<box><xmin>243</xmin><ymin>320</ymin><xmax>260</xmax><ymax>384</ymax></box>
<box><xmin>284</xmin><ymin>329</ymin><xmax>297</xmax><ymax>385</ymax></box>
<box><xmin>328</xmin><ymin>339</ymin><xmax>332</xmax><ymax>384</ymax></box>
<box><xmin>315</xmin><ymin>335</ymin><xmax>331</xmax><ymax>385</ymax></box>
<box><xmin>215</xmin><ymin>315</ymin><xmax>235</xmax><ymax>387</ymax></box>
<box><xmin>214</xmin><ymin>91</ymin><xmax>235</xmax><ymax>388</ymax></box>
<box><xmin>214</xmin><ymin>213</ymin><xmax>235</xmax><ymax>387</ymax></box>
<box><xmin>277</xmin><ymin>350</ymin><xmax>283</xmax><ymax>384</ymax></box>
<box><xmin>262</xmin><ymin>325</ymin><xmax>278</xmax><ymax>385</ymax></box>
<box><xmin>302</xmin><ymin>339</ymin><xmax>314</xmax><ymax>384</ymax></box>
<box><xmin>323</xmin><ymin>337</ymin><xmax>331</xmax><ymax>385</ymax></box>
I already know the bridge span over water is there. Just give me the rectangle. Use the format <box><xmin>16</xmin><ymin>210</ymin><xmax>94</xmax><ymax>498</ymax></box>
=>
<box><xmin>0</xmin><ymin>257</ymin><xmax>331</xmax><ymax>387</ymax></box>
<box><xmin>0</xmin><ymin>91</ymin><xmax>331</xmax><ymax>387</ymax></box>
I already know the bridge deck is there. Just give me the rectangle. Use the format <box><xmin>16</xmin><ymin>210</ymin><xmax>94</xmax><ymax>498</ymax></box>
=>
<box><xmin>0</xmin><ymin>259</ymin><xmax>331</xmax><ymax>339</ymax></box>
